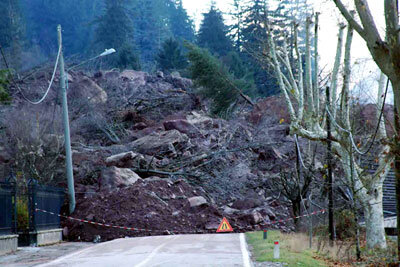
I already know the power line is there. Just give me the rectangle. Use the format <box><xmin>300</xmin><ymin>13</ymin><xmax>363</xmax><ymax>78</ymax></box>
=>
<box><xmin>0</xmin><ymin>44</ymin><xmax>61</xmax><ymax>105</ymax></box>
<box><xmin>325</xmin><ymin>77</ymin><xmax>389</xmax><ymax>155</ymax></box>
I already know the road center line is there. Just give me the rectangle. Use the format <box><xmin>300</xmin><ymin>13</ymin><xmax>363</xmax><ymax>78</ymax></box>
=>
<box><xmin>240</xmin><ymin>233</ymin><xmax>251</xmax><ymax>267</ymax></box>
<box><xmin>135</xmin><ymin>236</ymin><xmax>176</xmax><ymax>267</ymax></box>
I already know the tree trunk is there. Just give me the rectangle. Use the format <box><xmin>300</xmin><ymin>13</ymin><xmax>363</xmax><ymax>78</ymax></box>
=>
<box><xmin>292</xmin><ymin>199</ymin><xmax>301</xmax><ymax>229</ymax></box>
<box><xmin>393</xmin><ymin>89</ymin><xmax>400</xmax><ymax>260</ymax></box>
<box><xmin>363</xmin><ymin>186</ymin><xmax>387</xmax><ymax>249</ymax></box>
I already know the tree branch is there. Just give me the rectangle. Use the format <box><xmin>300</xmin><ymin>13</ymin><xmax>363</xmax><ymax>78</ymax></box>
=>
<box><xmin>332</xmin><ymin>0</ymin><xmax>367</xmax><ymax>39</ymax></box>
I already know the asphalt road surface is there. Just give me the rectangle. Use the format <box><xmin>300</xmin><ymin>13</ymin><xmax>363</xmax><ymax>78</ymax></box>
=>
<box><xmin>38</xmin><ymin>233</ymin><xmax>252</xmax><ymax>267</ymax></box>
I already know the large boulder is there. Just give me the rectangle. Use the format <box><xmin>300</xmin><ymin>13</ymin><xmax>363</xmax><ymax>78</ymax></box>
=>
<box><xmin>188</xmin><ymin>196</ymin><xmax>208</xmax><ymax>207</ymax></box>
<box><xmin>165</xmin><ymin>73</ymin><xmax>193</xmax><ymax>90</ymax></box>
<box><xmin>163</xmin><ymin>119</ymin><xmax>201</xmax><ymax>138</ymax></box>
<box><xmin>0</xmin><ymin>146</ymin><xmax>11</xmax><ymax>164</ymax></box>
<box><xmin>240</xmin><ymin>210</ymin><xmax>264</xmax><ymax>224</ymax></box>
<box><xmin>100</xmin><ymin>167</ymin><xmax>141</xmax><ymax>191</ymax></box>
<box><xmin>105</xmin><ymin>151</ymin><xmax>143</xmax><ymax>168</ymax></box>
<box><xmin>120</xmin><ymin>70</ymin><xmax>147</xmax><ymax>87</ymax></box>
<box><xmin>186</xmin><ymin>111</ymin><xmax>213</xmax><ymax>128</ymax></box>
<box><xmin>129</xmin><ymin>130</ymin><xmax>190</xmax><ymax>157</ymax></box>
<box><xmin>72</xmin><ymin>76</ymin><xmax>108</xmax><ymax>104</ymax></box>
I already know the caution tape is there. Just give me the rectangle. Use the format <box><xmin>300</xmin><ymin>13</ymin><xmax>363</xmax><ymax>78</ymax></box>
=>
<box><xmin>36</xmin><ymin>208</ymin><xmax>327</xmax><ymax>234</ymax></box>
<box><xmin>35</xmin><ymin>208</ymin><xmax>154</xmax><ymax>232</ymax></box>
<box><xmin>267</xmin><ymin>209</ymin><xmax>326</xmax><ymax>227</ymax></box>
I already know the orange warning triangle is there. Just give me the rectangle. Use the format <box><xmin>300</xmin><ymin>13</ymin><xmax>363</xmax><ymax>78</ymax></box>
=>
<box><xmin>216</xmin><ymin>217</ymin><xmax>233</xmax><ymax>233</ymax></box>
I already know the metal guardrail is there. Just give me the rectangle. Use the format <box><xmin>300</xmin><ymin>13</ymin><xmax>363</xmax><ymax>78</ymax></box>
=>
<box><xmin>0</xmin><ymin>176</ymin><xmax>17</xmax><ymax>235</ymax></box>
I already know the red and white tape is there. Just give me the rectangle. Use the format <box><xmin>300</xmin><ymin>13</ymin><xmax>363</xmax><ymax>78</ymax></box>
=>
<box><xmin>36</xmin><ymin>208</ymin><xmax>326</xmax><ymax>233</ymax></box>
<box><xmin>268</xmin><ymin>209</ymin><xmax>326</xmax><ymax>226</ymax></box>
<box><xmin>35</xmin><ymin>208</ymin><xmax>152</xmax><ymax>232</ymax></box>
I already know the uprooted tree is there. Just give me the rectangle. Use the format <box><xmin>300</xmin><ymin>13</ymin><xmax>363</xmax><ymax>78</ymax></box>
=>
<box><xmin>261</xmin><ymin>14</ymin><xmax>393</xmax><ymax>249</ymax></box>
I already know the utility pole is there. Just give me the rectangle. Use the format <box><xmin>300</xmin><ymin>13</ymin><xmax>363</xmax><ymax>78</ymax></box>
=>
<box><xmin>57</xmin><ymin>25</ymin><xmax>75</xmax><ymax>213</ymax></box>
<box><xmin>326</xmin><ymin>86</ymin><xmax>335</xmax><ymax>246</ymax></box>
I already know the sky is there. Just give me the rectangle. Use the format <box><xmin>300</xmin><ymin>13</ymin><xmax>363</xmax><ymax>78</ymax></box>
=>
<box><xmin>182</xmin><ymin>0</ymin><xmax>389</xmax><ymax>103</ymax></box>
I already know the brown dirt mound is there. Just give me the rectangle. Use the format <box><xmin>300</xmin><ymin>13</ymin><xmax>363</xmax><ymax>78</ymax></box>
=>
<box><xmin>63</xmin><ymin>178</ymin><xmax>292</xmax><ymax>241</ymax></box>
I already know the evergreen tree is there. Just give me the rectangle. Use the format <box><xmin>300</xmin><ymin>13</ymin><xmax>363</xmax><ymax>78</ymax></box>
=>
<box><xmin>131</xmin><ymin>0</ymin><xmax>171</xmax><ymax>69</ymax></box>
<box><xmin>95</xmin><ymin>0</ymin><xmax>140</xmax><ymax>69</ymax></box>
<box><xmin>229</xmin><ymin>0</ymin><xmax>244</xmax><ymax>51</ymax></box>
<box><xmin>241</xmin><ymin>0</ymin><xmax>280</xmax><ymax>97</ymax></box>
<box><xmin>0</xmin><ymin>70</ymin><xmax>11</xmax><ymax>103</ymax></box>
<box><xmin>0</xmin><ymin>0</ymin><xmax>24</xmax><ymax>69</ymax></box>
<box><xmin>272</xmin><ymin>0</ymin><xmax>312</xmax><ymax>50</ymax></box>
<box><xmin>157</xmin><ymin>38</ymin><xmax>188</xmax><ymax>73</ymax></box>
<box><xmin>169</xmin><ymin>0</ymin><xmax>195</xmax><ymax>42</ymax></box>
<box><xmin>197</xmin><ymin>4</ymin><xmax>233</xmax><ymax>57</ymax></box>
<box><xmin>187</xmin><ymin>44</ymin><xmax>255</xmax><ymax>117</ymax></box>
<box><xmin>21</xmin><ymin>0</ymin><xmax>102</xmax><ymax>56</ymax></box>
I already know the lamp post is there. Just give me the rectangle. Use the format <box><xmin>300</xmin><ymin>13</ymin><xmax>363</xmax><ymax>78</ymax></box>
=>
<box><xmin>57</xmin><ymin>25</ymin><xmax>115</xmax><ymax>213</ymax></box>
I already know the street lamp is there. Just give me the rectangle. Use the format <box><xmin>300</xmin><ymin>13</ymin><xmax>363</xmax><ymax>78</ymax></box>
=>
<box><xmin>67</xmin><ymin>48</ymin><xmax>116</xmax><ymax>71</ymax></box>
<box><xmin>57</xmin><ymin>25</ymin><xmax>116</xmax><ymax>213</ymax></box>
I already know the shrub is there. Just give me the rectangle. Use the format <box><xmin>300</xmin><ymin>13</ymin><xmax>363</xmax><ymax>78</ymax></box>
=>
<box><xmin>0</xmin><ymin>69</ymin><xmax>11</xmax><ymax>103</ymax></box>
<box><xmin>17</xmin><ymin>197</ymin><xmax>29</xmax><ymax>231</ymax></box>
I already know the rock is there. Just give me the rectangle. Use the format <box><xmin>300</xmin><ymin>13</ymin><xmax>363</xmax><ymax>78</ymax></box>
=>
<box><xmin>78</xmin><ymin>76</ymin><xmax>108</xmax><ymax>104</ymax></box>
<box><xmin>120</xmin><ymin>70</ymin><xmax>147</xmax><ymax>87</ymax></box>
<box><xmin>163</xmin><ymin>119</ymin><xmax>201</xmax><ymax>138</ymax></box>
<box><xmin>231</xmin><ymin>198</ymin><xmax>262</xmax><ymax>210</ymax></box>
<box><xmin>188</xmin><ymin>196</ymin><xmax>208</xmax><ymax>207</ymax></box>
<box><xmin>167</xmin><ymin>73</ymin><xmax>193</xmax><ymax>89</ymax></box>
<box><xmin>133</xmin><ymin>122</ymin><xmax>148</xmax><ymax>130</ymax></box>
<box><xmin>186</xmin><ymin>111</ymin><xmax>213</xmax><ymax>128</ymax></box>
<box><xmin>205</xmin><ymin>221</ymin><xmax>220</xmax><ymax>230</ymax></box>
<box><xmin>240</xmin><ymin>210</ymin><xmax>264</xmax><ymax>224</ymax></box>
<box><xmin>156</xmin><ymin>71</ymin><xmax>164</xmax><ymax>78</ymax></box>
<box><xmin>103</xmin><ymin>70</ymin><xmax>120</xmax><ymax>80</ymax></box>
<box><xmin>100</xmin><ymin>167</ymin><xmax>141</xmax><ymax>191</ymax></box>
<box><xmin>251</xmin><ymin>211</ymin><xmax>264</xmax><ymax>224</ymax></box>
<box><xmin>258</xmin><ymin>146</ymin><xmax>286</xmax><ymax>161</ymax></box>
<box><xmin>0</xmin><ymin>146</ymin><xmax>11</xmax><ymax>163</ymax></box>
<box><xmin>105</xmin><ymin>151</ymin><xmax>143</xmax><ymax>168</ymax></box>
<box><xmin>222</xmin><ymin>206</ymin><xmax>239</xmax><ymax>215</ymax></box>
<box><xmin>129</xmin><ymin>130</ymin><xmax>190</xmax><ymax>157</ymax></box>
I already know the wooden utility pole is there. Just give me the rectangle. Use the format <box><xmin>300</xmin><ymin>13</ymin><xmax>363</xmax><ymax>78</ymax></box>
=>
<box><xmin>326</xmin><ymin>86</ymin><xmax>335</xmax><ymax>245</ymax></box>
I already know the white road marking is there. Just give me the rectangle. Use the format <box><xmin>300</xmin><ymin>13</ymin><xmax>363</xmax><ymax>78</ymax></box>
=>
<box><xmin>240</xmin><ymin>233</ymin><xmax>252</xmax><ymax>267</ymax></box>
<box><xmin>135</xmin><ymin>236</ymin><xmax>176</xmax><ymax>267</ymax></box>
<box><xmin>37</xmin><ymin>239</ymin><xmax>121</xmax><ymax>267</ymax></box>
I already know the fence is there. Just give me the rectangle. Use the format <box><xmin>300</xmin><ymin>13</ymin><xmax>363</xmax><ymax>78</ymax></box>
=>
<box><xmin>28</xmin><ymin>180</ymin><xmax>65</xmax><ymax>232</ymax></box>
<box><xmin>0</xmin><ymin>177</ymin><xmax>17</xmax><ymax>235</ymax></box>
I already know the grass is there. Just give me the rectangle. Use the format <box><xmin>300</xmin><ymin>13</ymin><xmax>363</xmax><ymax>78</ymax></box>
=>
<box><xmin>246</xmin><ymin>231</ymin><xmax>327</xmax><ymax>267</ymax></box>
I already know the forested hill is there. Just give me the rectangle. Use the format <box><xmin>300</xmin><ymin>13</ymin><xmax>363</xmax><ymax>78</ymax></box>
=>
<box><xmin>0</xmin><ymin>0</ymin><xmax>311</xmax><ymax>97</ymax></box>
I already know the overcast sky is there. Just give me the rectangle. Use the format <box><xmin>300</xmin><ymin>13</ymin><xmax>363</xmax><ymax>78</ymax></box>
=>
<box><xmin>182</xmin><ymin>0</ymin><xmax>389</xmax><ymax>103</ymax></box>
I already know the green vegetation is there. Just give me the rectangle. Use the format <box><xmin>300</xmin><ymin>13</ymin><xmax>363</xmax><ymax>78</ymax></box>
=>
<box><xmin>246</xmin><ymin>231</ymin><xmax>326</xmax><ymax>267</ymax></box>
<box><xmin>0</xmin><ymin>69</ymin><xmax>11</xmax><ymax>103</ymax></box>
<box><xmin>157</xmin><ymin>38</ymin><xmax>188</xmax><ymax>73</ymax></box>
<box><xmin>187</xmin><ymin>44</ymin><xmax>256</xmax><ymax>117</ymax></box>
<box><xmin>17</xmin><ymin>197</ymin><xmax>29</xmax><ymax>230</ymax></box>
<box><xmin>94</xmin><ymin>0</ymin><xmax>140</xmax><ymax>70</ymax></box>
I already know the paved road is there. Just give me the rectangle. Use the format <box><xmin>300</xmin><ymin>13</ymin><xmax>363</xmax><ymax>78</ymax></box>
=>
<box><xmin>0</xmin><ymin>242</ymin><xmax>92</xmax><ymax>267</ymax></box>
<box><xmin>39</xmin><ymin>233</ymin><xmax>252</xmax><ymax>267</ymax></box>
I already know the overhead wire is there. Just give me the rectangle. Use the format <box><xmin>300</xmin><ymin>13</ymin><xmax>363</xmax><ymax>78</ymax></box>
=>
<box><xmin>325</xmin><ymin>77</ymin><xmax>390</xmax><ymax>155</ymax></box>
<box><xmin>0</xmin><ymin>43</ymin><xmax>61</xmax><ymax>105</ymax></box>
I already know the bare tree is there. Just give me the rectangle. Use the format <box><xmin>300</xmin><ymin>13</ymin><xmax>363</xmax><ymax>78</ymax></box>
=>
<box><xmin>262</xmin><ymin>15</ymin><xmax>392</xmax><ymax>249</ymax></box>
<box><xmin>332</xmin><ymin>0</ymin><xmax>400</xmax><ymax>255</ymax></box>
